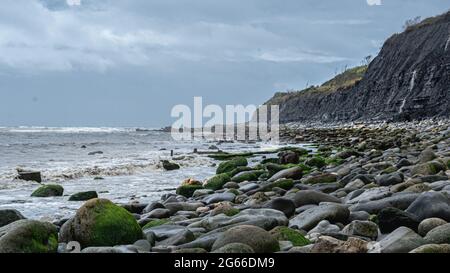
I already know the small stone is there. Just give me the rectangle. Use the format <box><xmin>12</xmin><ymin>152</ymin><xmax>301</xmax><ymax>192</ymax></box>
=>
<box><xmin>418</xmin><ymin>218</ymin><xmax>447</xmax><ymax>236</ymax></box>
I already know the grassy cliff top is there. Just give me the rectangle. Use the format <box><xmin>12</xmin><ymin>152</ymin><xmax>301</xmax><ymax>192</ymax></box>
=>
<box><xmin>268</xmin><ymin>65</ymin><xmax>368</xmax><ymax>105</ymax></box>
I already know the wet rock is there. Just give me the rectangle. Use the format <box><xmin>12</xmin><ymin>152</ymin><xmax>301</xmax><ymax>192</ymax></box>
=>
<box><xmin>406</xmin><ymin>192</ymin><xmax>450</xmax><ymax>222</ymax></box>
<box><xmin>16</xmin><ymin>171</ymin><xmax>41</xmax><ymax>183</ymax></box>
<box><xmin>88</xmin><ymin>151</ymin><xmax>103</xmax><ymax>156</ymax></box>
<box><xmin>59</xmin><ymin>199</ymin><xmax>143</xmax><ymax>248</ymax></box>
<box><xmin>291</xmin><ymin>190</ymin><xmax>341</xmax><ymax>208</ymax></box>
<box><xmin>263</xmin><ymin>198</ymin><xmax>296</xmax><ymax>218</ymax></box>
<box><xmin>418</xmin><ymin>218</ymin><xmax>447</xmax><ymax>236</ymax></box>
<box><xmin>68</xmin><ymin>191</ymin><xmax>98</xmax><ymax>201</ymax></box>
<box><xmin>268</xmin><ymin>167</ymin><xmax>303</xmax><ymax>182</ymax></box>
<box><xmin>342</xmin><ymin>220</ymin><xmax>379</xmax><ymax>240</ymax></box>
<box><xmin>377</xmin><ymin>207</ymin><xmax>420</xmax><ymax>233</ymax></box>
<box><xmin>303</xmin><ymin>173</ymin><xmax>337</xmax><ymax>185</ymax></box>
<box><xmin>289</xmin><ymin>203</ymin><xmax>350</xmax><ymax>231</ymax></box>
<box><xmin>269</xmin><ymin>226</ymin><xmax>310</xmax><ymax>247</ymax></box>
<box><xmin>212</xmin><ymin>243</ymin><xmax>255</xmax><ymax>253</ymax></box>
<box><xmin>0</xmin><ymin>220</ymin><xmax>58</xmax><ymax>253</ymax></box>
<box><xmin>203</xmin><ymin>173</ymin><xmax>231</xmax><ymax>191</ymax></box>
<box><xmin>424</xmin><ymin>223</ymin><xmax>450</xmax><ymax>244</ymax></box>
<box><xmin>409</xmin><ymin>244</ymin><xmax>450</xmax><ymax>253</ymax></box>
<box><xmin>203</xmin><ymin>192</ymin><xmax>236</xmax><ymax>205</ymax></box>
<box><xmin>308</xmin><ymin>220</ymin><xmax>340</xmax><ymax>235</ymax></box>
<box><xmin>369</xmin><ymin>227</ymin><xmax>426</xmax><ymax>253</ymax></box>
<box><xmin>216</xmin><ymin>157</ymin><xmax>248</xmax><ymax>174</ymax></box>
<box><xmin>212</xmin><ymin>225</ymin><xmax>279</xmax><ymax>253</ymax></box>
<box><xmin>376</xmin><ymin>172</ymin><xmax>404</xmax><ymax>186</ymax></box>
<box><xmin>0</xmin><ymin>209</ymin><xmax>26</xmax><ymax>228</ymax></box>
<box><xmin>162</xmin><ymin>160</ymin><xmax>180</xmax><ymax>171</ymax></box>
<box><xmin>278</xmin><ymin>151</ymin><xmax>300</xmax><ymax>165</ymax></box>
<box><xmin>31</xmin><ymin>184</ymin><xmax>64</xmax><ymax>197</ymax></box>
<box><xmin>157</xmin><ymin>229</ymin><xmax>195</xmax><ymax>246</ymax></box>
<box><xmin>350</xmin><ymin>193</ymin><xmax>419</xmax><ymax>214</ymax></box>
<box><xmin>311</xmin><ymin>236</ymin><xmax>368</xmax><ymax>253</ymax></box>
<box><xmin>411</xmin><ymin>161</ymin><xmax>446</xmax><ymax>176</ymax></box>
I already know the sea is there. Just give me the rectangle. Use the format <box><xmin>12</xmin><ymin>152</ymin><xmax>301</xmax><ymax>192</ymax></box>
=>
<box><xmin>0</xmin><ymin>127</ymin><xmax>295</xmax><ymax>221</ymax></box>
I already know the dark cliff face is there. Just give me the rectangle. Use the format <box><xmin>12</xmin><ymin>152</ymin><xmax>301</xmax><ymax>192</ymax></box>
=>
<box><xmin>266</xmin><ymin>11</ymin><xmax>450</xmax><ymax>124</ymax></box>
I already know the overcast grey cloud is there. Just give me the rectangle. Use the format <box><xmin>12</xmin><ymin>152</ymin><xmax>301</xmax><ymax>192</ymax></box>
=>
<box><xmin>0</xmin><ymin>0</ymin><xmax>448</xmax><ymax>127</ymax></box>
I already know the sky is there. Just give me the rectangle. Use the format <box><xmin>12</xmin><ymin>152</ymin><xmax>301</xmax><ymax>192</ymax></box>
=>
<box><xmin>0</xmin><ymin>0</ymin><xmax>448</xmax><ymax>127</ymax></box>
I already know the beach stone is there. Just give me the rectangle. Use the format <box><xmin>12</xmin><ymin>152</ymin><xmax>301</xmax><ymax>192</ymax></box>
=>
<box><xmin>31</xmin><ymin>184</ymin><xmax>64</xmax><ymax>197</ymax></box>
<box><xmin>311</xmin><ymin>236</ymin><xmax>368</xmax><ymax>253</ymax></box>
<box><xmin>142</xmin><ymin>202</ymin><xmax>165</xmax><ymax>214</ymax></box>
<box><xmin>269</xmin><ymin>226</ymin><xmax>310</xmax><ymax>247</ymax></box>
<box><xmin>176</xmin><ymin>185</ymin><xmax>203</xmax><ymax>198</ymax></box>
<box><xmin>370</xmin><ymin>227</ymin><xmax>426</xmax><ymax>253</ymax></box>
<box><xmin>143</xmin><ymin>225</ymin><xmax>187</xmax><ymax>241</ymax></box>
<box><xmin>396</xmin><ymin>159</ymin><xmax>412</xmax><ymax>168</ymax></box>
<box><xmin>289</xmin><ymin>203</ymin><xmax>350</xmax><ymax>231</ymax></box>
<box><xmin>162</xmin><ymin>160</ymin><xmax>180</xmax><ymax>171</ymax></box>
<box><xmin>342</xmin><ymin>220</ymin><xmax>379</xmax><ymax>240</ymax></box>
<box><xmin>346</xmin><ymin>187</ymin><xmax>391</xmax><ymax>204</ymax></box>
<box><xmin>216</xmin><ymin>157</ymin><xmax>248</xmax><ymax>174</ymax></box>
<box><xmin>245</xmin><ymin>192</ymin><xmax>270</xmax><ymax>206</ymax></box>
<box><xmin>157</xmin><ymin>229</ymin><xmax>195</xmax><ymax>246</ymax></box>
<box><xmin>307</xmin><ymin>220</ymin><xmax>340</xmax><ymax>235</ymax></box>
<box><xmin>223</xmin><ymin>182</ymin><xmax>239</xmax><ymax>189</ymax></box>
<box><xmin>204</xmin><ymin>173</ymin><xmax>231</xmax><ymax>191</ymax></box>
<box><xmin>203</xmin><ymin>192</ymin><xmax>236</xmax><ymax>205</ymax></box>
<box><xmin>239</xmin><ymin>182</ymin><xmax>259</xmax><ymax>193</ymax></box>
<box><xmin>0</xmin><ymin>220</ymin><xmax>58</xmax><ymax>253</ymax></box>
<box><xmin>406</xmin><ymin>192</ymin><xmax>450</xmax><ymax>222</ymax></box>
<box><xmin>418</xmin><ymin>149</ymin><xmax>437</xmax><ymax>163</ymax></box>
<box><xmin>133</xmin><ymin>239</ymin><xmax>151</xmax><ymax>252</ymax></box>
<box><xmin>336</xmin><ymin>149</ymin><xmax>360</xmax><ymax>159</ymax></box>
<box><xmin>16</xmin><ymin>171</ymin><xmax>41</xmax><ymax>183</ymax></box>
<box><xmin>279</xmin><ymin>151</ymin><xmax>300</xmax><ymax>164</ymax></box>
<box><xmin>376</xmin><ymin>172</ymin><xmax>404</xmax><ymax>186</ymax></box>
<box><xmin>173</xmin><ymin>248</ymin><xmax>208</xmax><ymax>253</ymax></box>
<box><xmin>212</xmin><ymin>225</ymin><xmax>279</xmax><ymax>253</ymax></box>
<box><xmin>403</xmin><ymin>183</ymin><xmax>431</xmax><ymax>193</ymax></box>
<box><xmin>143</xmin><ymin>208</ymin><xmax>171</xmax><ymax>219</ymax></box>
<box><xmin>268</xmin><ymin>167</ymin><xmax>303</xmax><ymax>182</ymax></box>
<box><xmin>411</xmin><ymin>161</ymin><xmax>446</xmax><ymax>176</ymax></box>
<box><xmin>303</xmin><ymin>173</ymin><xmax>337</xmax><ymax>185</ymax></box>
<box><xmin>418</xmin><ymin>218</ymin><xmax>447</xmax><ymax>236</ymax></box>
<box><xmin>59</xmin><ymin>199</ymin><xmax>143</xmax><ymax>248</ymax></box>
<box><xmin>164</xmin><ymin>202</ymin><xmax>204</xmax><ymax>215</ymax></box>
<box><xmin>212</xmin><ymin>243</ymin><xmax>255</xmax><ymax>253</ymax></box>
<box><xmin>68</xmin><ymin>191</ymin><xmax>98</xmax><ymax>201</ymax></box>
<box><xmin>377</xmin><ymin>207</ymin><xmax>420</xmax><ymax>234</ymax></box>
<box><xmin>410</xmin><ymin>244</ymin><xmax>450</xmax><ymax>253</ymax></box>
<box><xmin>0</xmin><ymin>209</ymin><xmax>25</xmax><ymax>228</ymax></box>
<box><xmin>350</xmin><ymin>193</ymin><xmax>419</xmax><ymax>214</ymax></box>
<box><xmin>231</xmin><ymin>171</ymin><xmax>262</xmax><ymax>183</ymax></box>
<box><xmin>291</xmin><ymin>190</ymin><xmax>341</xmax><ymax>208</ymax></box>
<box><xmin>424</xmin><ymin>223</ymin><xmax>450</xmax><ymax>244</ymax></box>
<box><xmin>192</xmin><ymin>189</ymin><xmax>214</xmax><ymax>198</ymax></box>
<box><xmin>349</xmin><ymin>211</ymin><xmax>370</xmax><ymax>221</ymax></box>
<box><xmin>263</xmin><ymin>198</ymin><xmax>296</xmax><ymax>218</ymax></box>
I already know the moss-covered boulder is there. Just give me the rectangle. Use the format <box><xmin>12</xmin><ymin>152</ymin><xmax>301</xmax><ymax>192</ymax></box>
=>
<box><xmin>176</xmin><ymin>185</ymin><xmax>204</xmax><ymax>198</ymax></box>
<box><xmin>142</xmin><ymin>219</ymin><xmax>170</xmax><ymax>230</ymax></box>
<box><xmin>216</xmin><ymin>157</ymin><xmax>248</xmax><ymax>174</ymax></box>
<box><xmin>212</xmin><ymin>225</ymin><xmax>280</xmax><ymax>253</ymax></box>
<box><xmin>305</xmin><ymin>157</ymin><xmax>327</xmax><ymax>168</ymax></box>
<box><xmin>231</xmin><ymin>170</ymin><xmax>264</xmax><ymax>183</ymax></box>
<box><xmin>269</xmin><ymin>226</ymin><xmax>310</xmax><ymax>247</ymax></box>
<box><xmin>204</xmin><ymin>173</ymin><xmax>231</xmax><ymax>191</ymax></box>
<box><xmin>59</xmin><ymin>199</ymin><xmax>143</xmax><ymax>248</ymax></box>
<box><xmin>68</xmin><ymin>191</ymin><xmax>98</xmax><ymax>201</ymax></box>
<box><xmin>303</xmin><ymin>173</ymin><xmax>337</xmax><ymax>184</ymax></box>
<box><xmin>0</xmin><ymin>220</ymin><xmax>58</xmax><ymax>253</ymax></box>
<box><xmin>31</xmin><ymin>184</ymin><xmax>64</xmax><ymax>197</ymax></box>
<box><xmin>266</xmin><ymin>179</ymin><xmax>295</xmax><ymax>191</ymax></box>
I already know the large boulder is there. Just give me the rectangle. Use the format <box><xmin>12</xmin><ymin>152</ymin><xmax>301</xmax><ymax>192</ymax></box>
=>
<box><xmin>216</xmin><ymin>157</ymin><xmax>248</xmax><ymax>174</ymax></box>
<box><xmin>418</xmin><ymin>218</ymin><xmax>447</xmax><ymax>236</ymax></box>
<box><xmin>268</xmin><ymin>167</ymin><xmax>303</xmax><ymax>182</ymax></box>
<box><xmin>31</xmin><ymin>184</ymin><xmax>64</xmax><ymax>197</ymax></box>
<box><xmin>162</xmin><ymin>160</ymin><xmax>180</xmax><ymax>171</ymax></box>
<box><xmin>176</xmin><ymin>185</ymin><xmax>203</xmax><ymax>198</ymax></box>
<box><xmin>203</xmin><ymin>173</ymin><xmax>231</xmax><ymax>191</ymax></box>
<box><xmin>264</xmin><ymin>198</ymin><xmax>296</xmax><ymax>218</ymax></box>
<box><xmin>0</xmin><ymin>209</ymin><xmax>25</xmax><ymax>228</ymax></box>
<box><xmin>369</xmin><ymin>227</ymin><xmax>426</xmax><ymax>253</ymax></box>
<box><xmin>406</xmin><ymin>192</ymin><xmax>450</xmax><ymax>222</ymax></box>
<box><xmin>0</xmin><ymin>220</ymin><xmax>58</xmax><ymax>253</ymax></box>
<box><xmin>212</xmin><ymin>225</ymin><xmax>279</xmax><ymax>253</ymax></box>
<box><xmin>350</xmin><ymin>193</ymin><xmax>419</xmax><ymax>214</ymax></box>
<box><xmin>68</xmin><ymin>191</ymin><xmax>98</xmax><ymax>201</ymax></box>
<box><xmin>289</xmin><ymin>203</ymin><xmax>350</xmax><ymax>231</ymax></box>
<box><xmin>377</xmin><ymin>207</ymin><xmax>420</xmax><ymax>234</ymax></box>
<box><xmin>424</xmin><ymin>223</ymin><xmax>450</xmax><ymax>244</ymax></box>
<box><xmin>59</xmin><ymin>199</ymin><xmax>143</xmax><ymax>248</ymax></box>
<box><xmin>231</xmin><ymin>171</ymin><xmax>263</xmax><ymax>183</ymax></box>
<box><xmin>291</xmin><ymin>190</ymin><xmax>341</xmax><ymax>208</ymax></box>
<box><xmin>16</xmin><ymin>171</ymin><xmax>42</xmax><ymax>183</ymax></box>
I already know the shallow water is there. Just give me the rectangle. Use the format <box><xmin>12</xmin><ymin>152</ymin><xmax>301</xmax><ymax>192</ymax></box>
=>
<box><xmin>0</xmin><ymin>127</ymin><xmax>297</xmax><ymax>221</ymax></box>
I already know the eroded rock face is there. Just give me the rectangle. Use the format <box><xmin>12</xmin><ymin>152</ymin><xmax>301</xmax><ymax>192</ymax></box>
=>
<box><xmin>265</xmin><ymin>11</ymin><xmax>450</xmax><ymax>123</ymax></box>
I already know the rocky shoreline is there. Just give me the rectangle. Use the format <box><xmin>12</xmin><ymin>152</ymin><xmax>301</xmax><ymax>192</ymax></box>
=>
<box><xmin>0</xmin><ymin>119</ymin><xmax>449</xmax><ymax>253</ymax></box>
